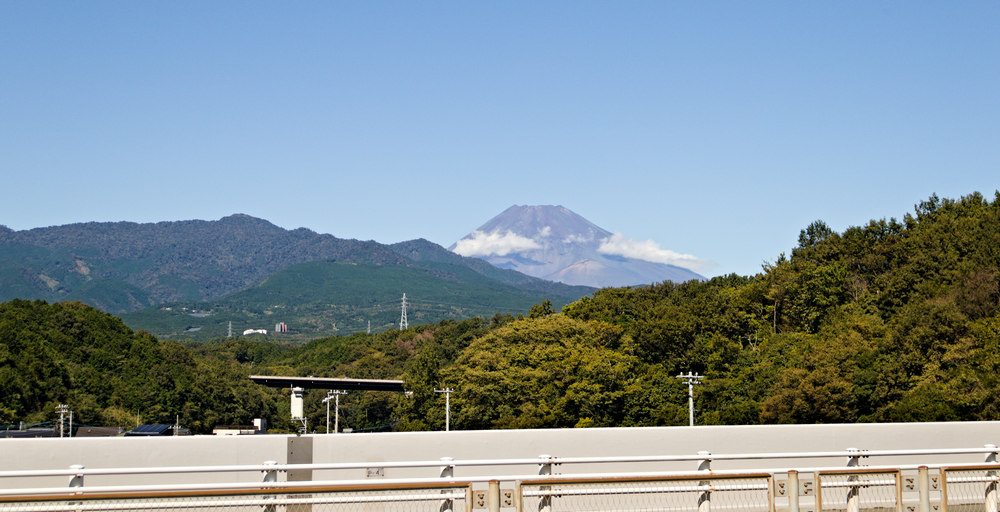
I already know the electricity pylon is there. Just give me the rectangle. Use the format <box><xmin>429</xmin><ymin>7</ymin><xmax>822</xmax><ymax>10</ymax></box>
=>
<box><xmin>399</xmin><ymin>293</ymin><xmax>408</xmax><ymax>330</ymax></box>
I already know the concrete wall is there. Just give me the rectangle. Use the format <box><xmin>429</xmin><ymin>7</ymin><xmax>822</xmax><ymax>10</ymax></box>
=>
<box><xmin>0</xmin><ymin>435</ymin><xmax>288</xmax><ymax>488</ymax></box>
<box><xmin>2</xmin><ymin>422</ymin><xmax>999</xmax><ymax>489</ymax></box>
<box><xmin>309</xmin><ymin>421</ymin><xmax>1000</xmax><ymax>480</ymax></box>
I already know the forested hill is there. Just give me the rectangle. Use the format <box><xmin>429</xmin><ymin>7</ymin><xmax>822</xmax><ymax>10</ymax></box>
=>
<box><xmin>121</xmin><ymin>259</ymin><xmax>594</xmax><ymax>341</ymax></box>
<box><xmin>389</xmin><ymin>238</ymin><xmax>595</xmax><ymax>294</ymax></box>
<box><xmin>0</xmin><ymin>215</ymin><xmax>407</xmax><ymax>312</ymax></box>
<box><xmin>544</xmin><ymin>191</ymin><xmax>1000</xmax><ymax>425</ymax></box>
<box><xmin>3</xmin><ymin>192</ymin><xmax>1000</xmax><ymax>432</ymax></box>
<box><xmin>0</xmin><ymin>299</ymin><xmax>280</xmax><ymax>432</ymax></box>
<box><xmin>0</xmin><ymin>215</ymin><xmax>591</xmax><ymax>315</ymax></box>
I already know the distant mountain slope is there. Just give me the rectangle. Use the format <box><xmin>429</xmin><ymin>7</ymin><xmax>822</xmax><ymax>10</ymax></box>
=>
<box><xmin>1</xmin><ymin>214</ymin><xmax>595</xmax><ymax>324</ymax></box>
<box><xmin>122</xmin><ymin>259</ymin><xmax>588</xmax><ymax>340</ymax></box>
<box><xmin>451</xmin><ymin>205</ymin><xmax>704</xmax><ymax>288</ymax></box>
<box><xmin>0</xmin><ymin>215</ymin><xmax>409</xmax><ymax>313</ymax></box>
<box><xmin>389</xmin><ymin>238</ymin><xmax>595</xmax><ymax>297</ymax></box>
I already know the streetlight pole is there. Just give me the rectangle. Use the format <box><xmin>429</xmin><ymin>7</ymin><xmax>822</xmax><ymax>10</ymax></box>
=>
<box><xmin>434</xmin><ymin>388</ymin><xmax>454</xmax><ymax>431</ymax></box>
<box><xmin>675</xmin><ymin>372</ymin><xmax>703</xmax><ymax>426</ymax></box>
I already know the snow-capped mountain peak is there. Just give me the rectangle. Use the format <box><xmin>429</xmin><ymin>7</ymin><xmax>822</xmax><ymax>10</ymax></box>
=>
<box><xmin>451</xmin><ymin>205</ymin><xmax>704</xmax><ymax>288</ymax></box>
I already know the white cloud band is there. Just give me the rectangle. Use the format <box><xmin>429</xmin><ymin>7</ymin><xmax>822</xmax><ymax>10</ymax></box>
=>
<box><xmin>598</xmin><ymin>232</ymin><xmax>708</xmax><ymax>271</ymax></box>
<box><xmin>452</xmin><ymin>230</ymin><xmax>541</xmax><ymax>257</ymax></box>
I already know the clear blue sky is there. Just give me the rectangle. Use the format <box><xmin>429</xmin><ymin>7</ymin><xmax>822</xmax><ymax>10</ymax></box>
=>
<box><xmin>2</xmin><ymin>2</ymin><xmax>997</xmax><ymax>278</ymax></box>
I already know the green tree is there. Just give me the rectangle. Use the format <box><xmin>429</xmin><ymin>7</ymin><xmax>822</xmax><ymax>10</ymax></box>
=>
<box><xmin>447</xmin><ymin>315</ymin><xmax>636</xmax><ymax>429</ymax></box>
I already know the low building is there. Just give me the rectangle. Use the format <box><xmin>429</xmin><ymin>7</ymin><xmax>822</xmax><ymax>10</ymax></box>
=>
<box><xmin>212</xmin><ymin>425</ymin><xmax>258</xmax><ymax>436</ymax></box>
<box><xmin>75</xmin><ymin>426</ymin><xmax>125</xmax><ymax>437</ymax></box>
<box><xmin>124</xmin><ymin>424</ymin><xmax>190</xmax><ymax>436</ymax></box>
<box><xmin>0</xmin><ymin>428</ymin><xmax>57</xmax><ymax>439</ymax></box>
<box><xmin>213</xmin><ymin>418</ymin><xmax>266</xmax><ymax>436</ymax></box>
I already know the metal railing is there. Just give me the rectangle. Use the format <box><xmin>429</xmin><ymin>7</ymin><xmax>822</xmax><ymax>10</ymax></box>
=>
<box><xmin>518</xmin><ymin>472</ymin><xmax>774</xmax><ymax>512</ymax></box>
<box><xmin>815</xmin><ymin>468</ymin><xmax>902</xmax><ymax>512</ymax></box>
<box><xmin>0</xmin><ymin>481</ymin><xmax>475</xmax><ymax>512</ymax></box>
<box><xmin>0</xmin><ymin>445</ymin><xmax>998</xmax><ymax>512</ymax></box>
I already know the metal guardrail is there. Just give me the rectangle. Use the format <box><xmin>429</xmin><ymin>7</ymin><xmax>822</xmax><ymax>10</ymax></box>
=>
<box><xmin>0</xmin><ymin>481</ymin><xmax>475</xmax><ymax>512</ymax></box>
<box><xmin>2</xmin><ymin>447</ymin><xmax>998</xmax><ymax>482</ymax></box>
<box><xmin>0</xmin><ymin>445</ymin><xmax>998</xmax><ymax>512</ymax></box>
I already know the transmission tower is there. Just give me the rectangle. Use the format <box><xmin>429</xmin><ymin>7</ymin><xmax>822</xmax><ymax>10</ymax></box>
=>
<box><xmin>227</xmin><ymin>321</ymin><xmax>233</xmax><ymax>338</ymax></box>
<box><xmin>399</xmin><ymin>293</ymin><xmax>408</xmax><ymax>330</ymax></box>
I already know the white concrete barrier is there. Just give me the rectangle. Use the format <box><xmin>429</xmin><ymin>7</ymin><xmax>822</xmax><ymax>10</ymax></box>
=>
<box><xmin>2</xmin><ymin>422</ymin><xmax>998</xmax><ymax>488</ymax></box>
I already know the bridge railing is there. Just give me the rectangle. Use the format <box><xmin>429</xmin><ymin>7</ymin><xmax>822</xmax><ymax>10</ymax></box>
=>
<box><xmin>941</xmin><ymin>464</ymin><xmax>1000</xmax><ymax>512</ymax></box>
<box><xmin>0</xmin><ymin>445</ymin><xmax>998</xmax><ymax>512</ymax></box>
<box><xmin>518</xmin><ymin>472</ymin><xmax>774</xmax><ymax>512</ymax></box>
<box><xmin>0</xmin><ymin>480</ymin><xmax>475</xmax><ymax>512</ymax></box>
<box><xmin>814</xmin><ymin>468</ymin><xmax>903</xmax><ymax>512</ymax></box>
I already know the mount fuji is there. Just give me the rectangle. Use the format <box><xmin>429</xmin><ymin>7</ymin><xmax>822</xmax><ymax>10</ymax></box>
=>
<box><xmin>450</xmin><ymin>205</ymin><xmax>705</xmax><ymax>288</ymax></box>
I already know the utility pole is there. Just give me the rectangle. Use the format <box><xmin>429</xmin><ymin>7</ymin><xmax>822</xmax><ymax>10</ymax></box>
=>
<box><xmin>55</xmin><ymin>404</ymin><xmax>69</xmax><ymax>438</ymax></box>
<box><xmin>399</xmin><ymin>293</ymin><xmax>408</xmax><ymax>330</ymax></box>
<box><xmin>675</xmin><ymin>372</ymin><xmax>704</xmax><ymax>426</ymax></box>
<box><xmin>323</xmin><ymin>391</ymin><xmax>347</xmax><ymax>434</ymax></box>
<box><xmin>434</xmin><ymin>388</ymin><xmax>454</xmax><ymax>431</ymax></box>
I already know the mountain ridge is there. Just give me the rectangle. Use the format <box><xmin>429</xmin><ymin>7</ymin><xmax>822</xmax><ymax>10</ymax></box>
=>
<box><xmin>0</xmin><ymin>215</ymin><xmax>593</xmax><ymax>316</ymax></box>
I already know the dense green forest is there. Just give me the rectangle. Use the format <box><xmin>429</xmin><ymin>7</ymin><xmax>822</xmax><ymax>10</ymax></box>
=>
<box><xmin>3</xmin><ymin>192</ymin><xmax>999</xmax><ymax>433</ymax></box>
<box><xmin>120</xmin><ymin>259</ymin><xmax>591</xmax><ymax>341</ymax></box>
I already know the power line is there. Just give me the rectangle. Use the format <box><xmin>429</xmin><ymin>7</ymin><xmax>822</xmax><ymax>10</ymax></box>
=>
<box><xmin>300</xmin><ymin>296</ymin><xmax>525</xmax><ymax>316</ymax></box>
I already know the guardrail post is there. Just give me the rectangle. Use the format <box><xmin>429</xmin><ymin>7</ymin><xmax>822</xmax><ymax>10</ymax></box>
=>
<box><xmin>538</xmin><ymin>454</ymin><xmax>554</xmax><ymax>512</ymax></box>
<box><xmin>698</xmin><ymin>451</ymin><xmax>711</xmax><ymax>512</ymax></box>
<box><xmin>68</xmin><ymin>464</ymin><xmax>84</xmax><ymax>489</ymax></box>
<box><xmin>441</xmin><ymin>456</ymin><xmax>455</xmax><ymax>478</ymax></box>
<box><xmin>262</xmin><ymin>460</ymin><xmax>278</xmax><ymax>484</ymax></box>
<box><xmin>940</xmin><ymin>467</ymin><xmax>950</xmax><ymax>512</ymax></box>
<box><xmin>918</xmin><ymin>466</ymin><xmax>931</xmax><ymax>512</ymax></box>
<box><xmin>68</xmin><ymin>465</ymin><xmax>84</xmax><ymax>512</ymax></box>
<box><xmin>846</xmin><ymin>448</ymin><xmax>861</xmax><ymax>512</ymax></box>
<box><xmin>440</xmin><ymin>457</ymin><xmax>455</xmax><ymax>512</ymax></box>
<box><xmin>986</xmin><ymin>445</ymin><xmax>998</xmax><ymax>512</ymax></box>
<box><xmin>262</xmin><ymin>461</ymin><xmax>277</xmax><ymax>512</ymax></box>
<box><xmin>489</xmin><ymin>480</ymin><xmax>501</xmax><ymax>512</ymax></box>
<box><xmin>789</xmin><ymin>470</ymin><xmax>801</xmax><ymax>512</ymax></box>
<box><xmin>539</xmin><ymin>454</ymin><xmax>553</xmax><ymax>476</ymax></box>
